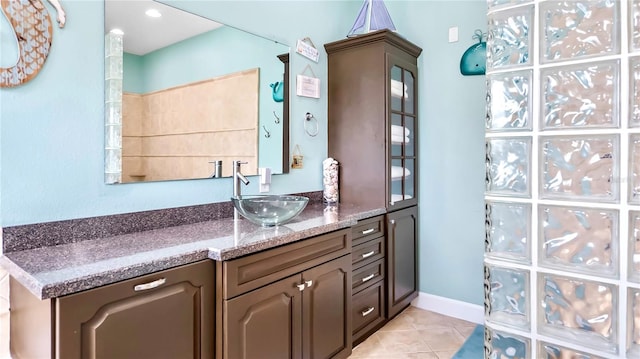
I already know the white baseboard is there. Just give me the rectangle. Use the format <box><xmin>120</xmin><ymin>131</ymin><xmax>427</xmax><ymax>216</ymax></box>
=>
<box><xmin>411</xmin><ymin>292</ymin><xmax>484</xmax><ymax>325</ymax></box>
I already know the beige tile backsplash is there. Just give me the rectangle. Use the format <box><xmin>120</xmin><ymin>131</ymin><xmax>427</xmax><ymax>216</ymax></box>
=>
<box><xmin>122</xmin><ymin>69</ymin><xmax>259</xmax><ymax>182</ymax></box>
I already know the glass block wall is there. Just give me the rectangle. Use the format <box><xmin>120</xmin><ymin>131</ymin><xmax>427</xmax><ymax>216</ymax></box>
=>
<box><xmin>485</xmin><ymin>0</ymin><xmax>640</xmax><ymax>357</ymax></box>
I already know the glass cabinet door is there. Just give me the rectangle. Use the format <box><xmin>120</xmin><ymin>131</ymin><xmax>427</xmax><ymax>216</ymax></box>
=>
<box><xmin>389</xmin><ymin>61</ymin><xmax>417</xmax><ymax>207</ymax></box>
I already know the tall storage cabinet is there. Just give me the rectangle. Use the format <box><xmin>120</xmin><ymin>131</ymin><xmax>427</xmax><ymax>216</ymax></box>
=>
<box><xmin>325</xmin><ymin>29</ymin><xmax>422</xmax><ymax>325</ymax></box>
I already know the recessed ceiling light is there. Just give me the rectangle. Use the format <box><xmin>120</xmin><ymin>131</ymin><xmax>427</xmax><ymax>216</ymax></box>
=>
<box><xmin>145</xmin><ymin>9</ymin><xmax>162</xmax><ymax>18</ymax></box>
<box><xmin>110</xmin><ymin>28</ymin><xmax>124</xmax><ymax>35</ymax></box>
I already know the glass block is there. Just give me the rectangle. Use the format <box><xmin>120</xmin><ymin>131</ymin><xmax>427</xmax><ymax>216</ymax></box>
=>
<box><xmin>105</xmin><ymin>148</ymin><xmax>122</xmax><ymax>175</ymax></box>
<box><xmin>487</xmin><ymin>0</ymin><xmax>531</xmax><ymax>10</ymax></box>
<box><xmin>539</xmin><ymin>205</ymin><xmax>618</xmax><ymax>278</ymax></box>
<box><xmin>105</xmin><ymin>101</ymin><xmax>122</xmax><ymax>126</ymax></box>
<box><xmin>104</xmin><ymin>32</ymin><xmax>123</xmax><ymax>58</ymax></box>
<box><xmin>485</xmin><ymin>200</ymin><xmax>531</xmax><ymax>263</ymax></box>
<box><xmin>105</xmin><ymin>78</ymin><xmax>123</xmax><ymax>103</ymax></box>
<box><xmin>631</xmin><ymin>57</ymin><xmax>640</xmax><ymax>127</ymax></box>
<box><xmin>486</xmin><ymin>70</ymin><xmax>532</xmax><ymax>131</ymax></box>
<box><xmin>538</xmin><ymin>341</ymin><xmax>604</xmax><ymax>358</ymax></box>
<box><xmin>540</xmin><ymin>135</ymin><xmax>619</xmax><ymax>202</ymax></box>
<box><xmin>631</xmin><ymin>0</ymin><xmax>640</xmax><ymax>52</ymax></box>
<box><xmin>486</xmin><ymin>137</ymin><xmax>531</xmax><ymax>197</ymax></box>
<box><xmin>541</xmin><ymin>61</ymin><xmax>619</xmax><ymax>129</ymax></box>
<box><xmin>629</xmin><ymin>211</ymin><xmax>640</xmax><ymax>282</ymax></box>
<box><xmin>105</xmin><ymin>55</ymin><xmax>123</xmax><ymax>80</ymax></box>
<box><xmin>540</xmin><ymin>0</ymin><xmax>619</xmax><ymax>63</ymax></box>
<box><xmin>485</xmin><ymin>264</ymin><xmax>530</xmax><ymax>329</ymax></box>
<box><xmin>539</xmin><ymin>273</ymin><xmax>618</xmax><ymax>354</ymax></box>
<box><xmin>487</xmin><ymin>5</ymin><xmax>533</xmax><ymax>70</ymax></box>
<box><xmin>105</xmin><ymin>124</ymin><xmax>122</xmax><ymax>149</ymax></box>
<box><xmin>486</xmin><ymin>326</ymin><xmax>530</xmax><ymax>359</ymax></box>
<box><xmin>629</xmin><ymin>288</ymin><xmax>640</xmax><ymax>357</ymax></box>
<box><xmin>630</xmin><ymin>135</ymin><xmax>640</xmax><ymax>204</ymax></box>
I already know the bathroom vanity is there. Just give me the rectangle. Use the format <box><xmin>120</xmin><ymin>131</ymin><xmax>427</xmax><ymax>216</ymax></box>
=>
<box><xmin>0</xmin><ymin>201</ymin><xmax>417</xmax><ymax>359</ymax></box>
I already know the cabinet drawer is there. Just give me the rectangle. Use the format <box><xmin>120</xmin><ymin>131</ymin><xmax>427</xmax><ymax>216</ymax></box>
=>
<box><xmin>352</xmin><ymin>280</ymin><xmax>385</xmax><ymax>344</ymax></box>
<box><xmin>351</xmin><ymin>216</ymin><xmax>384</xmax><ymax>246</ymax></box>
<box><xmin>223</xmin><ymin>229</ymin><xmax>351</xmax><ymax>299</ymax></box>
<box><xmin>352</xmin><ymin>236</ymin><xmax>384</xmax><ymax>269</ymax></box>
<box><xmin>352</xmin><ymin>259</ymin><xmax>384</xmax><ymax>294</ymax></box>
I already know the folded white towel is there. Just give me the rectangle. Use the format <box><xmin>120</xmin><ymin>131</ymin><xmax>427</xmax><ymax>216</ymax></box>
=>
<box><xmin>391</xmin><ymin>166</ymin><xmax>411</xmax><ymax>180</ymax></box>
<box><xmin>391</xmin><ymin>125</ymin><xmax>410</xmax><ymax>137</ymax></box>
<box><xmin>390</xmin><ymin>79</ymin><xmax>408</xmax><ymax>99</ymax></box>
<box><xmin>391</xmin><ymin>134</ymin><xmax>410</xmax><ymax>144</ymax></box>
<box><xmin>391</xmin><ymin>194</ymin><xmax>413</xmax><ymax>203</ymax></box>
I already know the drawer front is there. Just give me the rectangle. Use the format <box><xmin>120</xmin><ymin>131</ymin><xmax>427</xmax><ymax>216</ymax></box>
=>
<box><xmin>352</xmin><ymin>281</ymin><xmax>385</xmax><ymax>343</ymax></box>
<box><xmin>352</xmin><ymin>259</ymin><xmax>384</xmax><ymax>294</ymax></box>
<box><xmin>223</xmin><ymin>229</ymin><xmax>351</xmax><ymax>299</ymax></box>
<box><xmin>351</xmin><ymin>216</ymin><xmax>384</xmax><ymax>247</ymax></box>
<box><xmin>352</xmin><ymin>236</ymin><xmax>384</xmax><ymax>269</ymax></box>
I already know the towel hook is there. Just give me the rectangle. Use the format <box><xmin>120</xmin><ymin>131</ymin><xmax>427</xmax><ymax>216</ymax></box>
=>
<box><xmin>262</xmin><ymin>125</ymin><xmax>271</xmax><ymax>138</ymax></box>
<box><xmin>273</xmin><ymin>111</ymin><xmax>280</xmax><ymax>124</ymax></box>
<box><xmin>304</xmin><ymin>112</ymin><xmax>319</xmax><ymax>137</ymax></box>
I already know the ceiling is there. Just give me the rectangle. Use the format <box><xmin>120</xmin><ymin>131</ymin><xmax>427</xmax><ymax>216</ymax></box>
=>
<box><xmin>104</xmin><ymin>0</ymin><xmax>223</xmax><ymax>56</ymax></box>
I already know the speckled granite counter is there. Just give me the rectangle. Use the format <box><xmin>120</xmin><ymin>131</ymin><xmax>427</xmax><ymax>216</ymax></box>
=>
<box><xmin>0</xmin><ymin>203</ymin><xmax>385</xmax><ymax>300</ymax></box>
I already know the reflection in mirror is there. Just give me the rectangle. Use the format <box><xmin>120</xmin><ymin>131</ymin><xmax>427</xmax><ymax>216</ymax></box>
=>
<box><xmin>104</xmin><ymin>0</ymin><xmax>290</xmax><ymax>184</ymax></box>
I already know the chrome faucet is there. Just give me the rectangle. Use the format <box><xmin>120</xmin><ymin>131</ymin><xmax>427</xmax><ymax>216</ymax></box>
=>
<box><xmin>233</xmin><ymin>160</ymin><xmax>250</xmax><ymax>198</ymax></box>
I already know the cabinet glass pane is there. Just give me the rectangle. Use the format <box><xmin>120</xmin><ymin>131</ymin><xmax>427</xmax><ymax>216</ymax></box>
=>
<box><xmin>486</xmin><ymin>137</ymin><xmax>531</xmax><ymax>197</ymax></box>
<box><xmin>629</xmin><ymin>288</ymin><xmax>640</xmax><ymax>357</ymax></box>
<box><xmin>541</xmin><ymin>61</ymin><xmax>619</xmax><ymax>130</ymax></box>
<box><xmin>486</xmin><ymin>326</ymin><xmax>530</xmax><ymax>359</ymax></box>
<box><xmin>539</xmin><ymin>273</ymin><xmax>618</xmax><ymax>354</ymax></box>
<box><xmin>539</xmin><ymin>205</ymin><xmax>618</xmax><ymax>278</ymax></box>
<box><xmin>391</xmin><ymin>66</ymin><xmax>403</xmax><ymax>112</ymax></box>
<box><xmin>486</xmin><ymin>70</ymin><xmax>532</xmax><ymax>131</ymax></box>
<box><xmin>391</xmin><ymin>113</ymin><xmax>403</xmax><ymax>157</ymax></box>
<box><xmin>538</xmin><ymin>341</ymin><xmax>605</xmax><ymax>359</ymax></box>
<box><xmin>629</xmin><ymin>211</ymin><xmax>640</xmax><ymax>282</ymax></box>
<box><xmin>540</xmin><ymin>0</ymin><xmax>619</xmax><ymax>63</ymax></box>
<box><xmin>485</xmin><ymin>200</ymin><xmax>531</xmax><ymax>263</ymax></box>
<box><xmin>487</xmin><ymin>5</ymin><xmax>533</xmax><ymax>70</ymax></box>
<box><xmin>540</xmin><ymin>135</ymin><xmax>619</xmax><ymax>202</ymax></box>
<box><xmin>405</xmin><ymin>116</ymin><xmax>415</xmax><ymax>157</ymax></box>
<box><xmin>404</xmin><ymin>69</ymin><xmax>415</xmax><ymax>115</ymax></box>
<box><xmin>391</xmin><ymin>158</ymin><xmax>413</xmax><ymax>203</ymax></box>
<box><xmin>485</xmin><ymin>264</ymin><xmax>530</xmax><ymax>330</ymax></box>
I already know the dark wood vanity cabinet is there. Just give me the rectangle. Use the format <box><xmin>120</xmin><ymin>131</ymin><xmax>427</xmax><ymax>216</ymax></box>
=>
<box><xmin>220</xmin><ymin>229</ymin><xmax>353</xmax><ymax>359</ymax></box>
<box><xmin>386</xmin><ymin>206</ymin><xmax>419</xmax><ymax>318</ymax></box>
<box><xmin>10</xmin><ymin>260</ymin><xmax>214</xmax><ymax>359</ymax></box>
<box><xmin>325</xmin><ymin>30</ymin><xmax>422</xmax><ymax>333</ymax></box>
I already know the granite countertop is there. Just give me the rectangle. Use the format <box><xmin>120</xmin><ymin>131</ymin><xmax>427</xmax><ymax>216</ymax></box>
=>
<box><xmin>0</xmin><ymin>202</ymin><xmax>385</xmax><ymax>300</ymax></box>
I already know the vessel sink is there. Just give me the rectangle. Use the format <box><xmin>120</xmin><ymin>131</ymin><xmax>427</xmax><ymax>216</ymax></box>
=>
<box><xmin>231</xmin><ymin>195</ymin><xmax>309</xmax><ymax>226</ymax></box>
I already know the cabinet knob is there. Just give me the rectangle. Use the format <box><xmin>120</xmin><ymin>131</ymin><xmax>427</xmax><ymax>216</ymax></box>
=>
<box><xmin>133</xmin><ymin>278</ymin><xmax>166</xmax><ymax>291</ymax></box>
<box><xmin>361</xmin><ymin>228</ymin><xmax>375</xmax><ymax>235</ymax></box>
<box><xmin>361</xmin><ymin>307</ymin><xmax>375</xmax><ymax>317</ymax></box>
<box><xmin>305</xmin><ymin>280</ymin><xmax>313</xmax><ymax>288</ymax></box>
<box><xmin>296</xmin><ymin>283</ymin><xmax>306</xmax><ymax>291</ymax></box>
<box><xmin>361</xmin><ymin>273</ymin><xmax>375</xmax><ymax>283</ymax></box>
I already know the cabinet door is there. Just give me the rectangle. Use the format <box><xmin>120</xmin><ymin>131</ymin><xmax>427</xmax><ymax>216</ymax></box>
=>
<box><xmin>224</xmin><ymin>274</ymin><xmax>303</xmax><ymax>359</ymax></box>
<box><xmin>386</xmin><ymin>206</ymin><xmax>419</xmax><ymax>318</ymax></box>
<box><xmin>302</xmin><ymin>255</ymin><xmax>352</xmax><ymax>359</ymax></box>
<box><xmin>388</xmin><ymin>54</ymin><xmax>418</xmax><ymax>210</ymax></box>
<box><xmin>56</xmin><ymin>260</ymin><xmax>214</xmax><ymax>359</ymax></box>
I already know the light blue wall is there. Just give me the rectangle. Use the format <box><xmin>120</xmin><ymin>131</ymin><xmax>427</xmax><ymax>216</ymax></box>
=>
<box><xmin>0</xmin><ymin>0</ymin><xmax>485</xmax><ymax>306</ymax></box>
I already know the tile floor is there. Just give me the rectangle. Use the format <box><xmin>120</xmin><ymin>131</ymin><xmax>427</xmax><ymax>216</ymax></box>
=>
<box><xmin>348</xmin><ymin>306</ymin><xmax>478</xmax><ymax>359</ymax></box>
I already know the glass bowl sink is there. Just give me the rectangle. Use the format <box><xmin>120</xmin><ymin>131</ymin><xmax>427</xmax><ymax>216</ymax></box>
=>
<box><xmin>231</xmin><ymin>195</ymin><xmax>309</xmax><ymax>226</ymax></box>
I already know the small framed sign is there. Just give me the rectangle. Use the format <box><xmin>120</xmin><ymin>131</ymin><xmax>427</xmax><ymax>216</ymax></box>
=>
<box><xmin>296</xmin><ymin>37</ymin><xmax>319</xmax><ymax>63</ymax></box>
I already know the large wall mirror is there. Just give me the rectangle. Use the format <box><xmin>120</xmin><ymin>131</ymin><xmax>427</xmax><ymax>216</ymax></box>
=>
<box><xmin>104</xmin><ymin>0</ymin><xmax>290</xmax><ymax>184</ymax></box>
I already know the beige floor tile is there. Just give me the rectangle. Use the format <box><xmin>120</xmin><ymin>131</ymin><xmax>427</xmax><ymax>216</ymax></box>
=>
<box><xmin>376</xmin><ymin>329</ymin><xmax>433</xmax><ymax>353</ymax></box>
<box><xmin>435</xmin><ymin>350</ymin><xmax>458</xmax><ymax>359</ymax></box>
<box><xmin>0</xmin><ymin>312</ymin><xmax>9</xmax><ymax>359</ymax></box>
<box><xmin>376</xmin><ymin>311</ymin><xmax>415</xmax><ymax>332</ymax></box>
<box><xmin>418</xmin><ymin>327</ymin><xmax>466</xmax><ymax>352</ymax></box>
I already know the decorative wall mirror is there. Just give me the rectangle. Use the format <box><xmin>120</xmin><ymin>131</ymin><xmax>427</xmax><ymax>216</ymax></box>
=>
<box><xmin>104</xmin><ymin>0</ymin><xmax>290</xmax><ymax>184</ymax></box>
